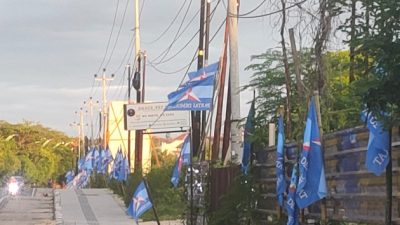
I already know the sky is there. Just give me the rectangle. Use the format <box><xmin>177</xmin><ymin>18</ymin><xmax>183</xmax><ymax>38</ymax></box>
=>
<box><xmin>0</xmin><ymin>0</ymin><xmax>324</xmax><ymax>137</ymax></box>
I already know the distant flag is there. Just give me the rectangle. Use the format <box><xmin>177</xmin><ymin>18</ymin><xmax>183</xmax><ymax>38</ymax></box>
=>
<box><xmin>360</xmin><ymin>110</ymin><xmax>390</xmax><ymax>176</ymax></box>
<box><xmin>84</xmin><ymin>148</ymin><xmax>94</xmax><ymax>171</ymax></box>
<box><xmin>111</xmin><ymin>149</ymin><xmax>124</xmax><ymax>179</ymax></box>
<box><xmin>165</xmin><ymin>62</ymin><xmax>219</xmax><ymax>111</ymax></box>
<box><xmin>78</xmin><ymin>159</ymin><xmax>85</xmax><ymax>171</ymax></box>
<box><xmin>97</xmin><ymin>148</ymin><xmax>104</xmax><ymax>173</ymax></box>
<box><xmin>65</xmin><ymin>170</ymin><xmax>75</xmax><ymax>184</ymax></box>
<box><xmin>296</xmin><ymin>97</ymin><xmax>327</xmax><ymax>209</ymax></box>
<box><xmin>286</xmin><ymin>163</ymin><xmax>299</xmax><ymax>225</ymax></box>
<box><xmin>171</xmin><ymin>135</ymin><xmax>191</xmax><ymax>188</ymax></box>
<box><xmin>93</xmin><ymin>147</ymin><xmax>100</xmax><ymax>170</ymax></box>
<box><xmin>276</xmin><ymin>115</ymin><xmax>286</xmax><ymax>206</ymax></box>
<box><xmin>127</xmin><ymin>180</ymin><xmax>153</xmax><ymax>222</ymax></box>
<box><xmin>118</xmin><ymin>155</ymin><xmax>129</xmax><ymax>182</ymax></box>
<box><xmin>102</xmin><ymin>147</ymin><xmax>113</xmax><ymax>173</ymax></box>
<box><xmin>241</xmin><ymin>100</ymin><xmax>255</xmax><ymax>174</ymax></box>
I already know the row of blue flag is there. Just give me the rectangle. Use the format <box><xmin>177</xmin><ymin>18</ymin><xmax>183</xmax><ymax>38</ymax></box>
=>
<box><xmin>66</xmin><ymin>146</ymin><xmax>129</xmax><ymax>189</ymax></box>
<box><xmin>275</xmin><ymin>97</ymin><xmax>390</xmax><ymax>224</ymax></box>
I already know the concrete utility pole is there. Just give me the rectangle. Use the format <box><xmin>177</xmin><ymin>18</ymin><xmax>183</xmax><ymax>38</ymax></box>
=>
<box><xmin>95</xmin><ymin>69</ymin><xmax>114</xmax><ymax>149</ymax></box>
<box><xmin>228</xmin><ymin>0</ymin><xmax>241</xmax><ymax>162</ymax></box>
<box><xmin>70</xmin><ymin>122</ymin><xmax>81</xmax><ymax>161</ymax></box>
<box><xmin>76</xmin><ymin>107</ymin><xmax>86</xmax><ymax>154</ymax></box>
<box><xmin>84</xmin><ymin>97</ymin><xmax>99</xmax><ymax>147</ymax></box>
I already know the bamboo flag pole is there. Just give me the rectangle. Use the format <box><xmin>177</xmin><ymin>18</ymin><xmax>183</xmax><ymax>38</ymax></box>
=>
<box><xmin>143</xmin><ymin>178</ymin><xmax>160</xmax><ymax>225</ymax></box>
<box><xmin>313</xmin><ymin>90</ymin><xmax>327</xmax><ymax>224</ymax></box>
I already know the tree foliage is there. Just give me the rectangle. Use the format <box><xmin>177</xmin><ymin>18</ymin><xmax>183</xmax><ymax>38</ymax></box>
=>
<box><xmin>244</xmin><ymin>49</ymin><xmax>362</xmax><ymax>146</ymax></box>
<box><xmin>0</xmin><ymin>121</ymin><xmax>74</xmax><ymax>185</ymax></box>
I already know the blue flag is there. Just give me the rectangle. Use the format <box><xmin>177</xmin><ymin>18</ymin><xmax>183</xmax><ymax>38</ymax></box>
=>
<box><xmin>171</xmin><ymin>135</ymin><xmax>191</xmax><ymax>188</ymax></box>
<box><xmin>187</xmin><ymin>62</ymin><xmax>219</xmax><ymax>81</ymax></box>
<box><xmin>127</xmin><ymin>180</ymin><xmax>153</xmax><ymax>222</ymax></box>
<box><xmin>286</xmin><ymin>163</ymin><xmax>299</xmax><ymax>225</ymax></box>
<box><xmin>276</xmin><ymin>115</ymin><xmax>286</xmax><ymax>206</ymax></box>
<box><xmin>65</xmin><ymin>170</ymin><xmax>75</xmax><ymax>184</ymax></box>
<box><xmin>118</xmin><ymin>156</ymin><xmax>129</xmax><ymax>182</ymax></box>
<box><xmin>166</xmin><ymin>63</ymin><xmax>219</xmax><ymax>111</ymax></box>
<box><xmin>84</xmin><ymin>148</ymin><xmax>94</xmax><ymax>171</ymax></box>
<box><xmin>111</xmin><ymin>149</ymin><xmax>123</xmax><ymax>179</ymax></box>
<box><xmin>360</xmin><ymin>110</ymin><xmax>390</xmax><ymax>176</ymax></box>
<box><xmin>296</xmin><ymin>97</ymin><xmax>327</xmax><ymax>209</ymax></box>
<box><xmin>241</xmin><ymin>100</ymin><xmax>255</xmax><ymax>174</ymax></box>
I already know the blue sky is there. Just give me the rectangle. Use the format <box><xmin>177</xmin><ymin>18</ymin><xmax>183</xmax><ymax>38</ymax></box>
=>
<box><xmin>0</xmin><ymin>0</ymin><xmax>309</xmax><ymax>136</ymax></box>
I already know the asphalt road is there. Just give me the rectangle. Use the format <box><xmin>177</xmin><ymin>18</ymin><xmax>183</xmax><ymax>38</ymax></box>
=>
<box><xmin>0</xmin><ymin>187</ymin><xmax>54</xmax><ymax>225</ymax></box>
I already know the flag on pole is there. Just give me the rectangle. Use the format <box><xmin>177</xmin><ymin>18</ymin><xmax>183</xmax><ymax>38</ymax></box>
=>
<box><xmin>187</xmin><ymin>61</ymin><xmax>219</xmax><ymax>81</ymax></box>
<box><xmin>65</xmin><ymin>170</ymin><xmax>75</xmax><ymax>184</ymax></box>
<box><xmin>171</xmin><ymin>135</ymin><xmax>191</xmax><ymax>187</ymax></box>
<box><xmin>84</xmin><ymin>148</ymin><xmax>94</xmax><ymax>171</ymax></box>
<box><xmin>241</xmin><ymin>100</ymin><xmax>255</xmax><ymax>174</ymax></box>
<box><xmin>296</xmin><ymin>97</ymin><xmax>327</xmax><ymax>209</ymax></box>
<box><xmin>165</xmin><ymin>62</ymin><xmax>219</xmax><ymax>111</ymax></box>
<box><xmin>118</xmin><ymin>155</ymin><xmax>129</xmax><ymax>182</ymax></box>
<box><xmin>111</xmin><ymin>149</ymin><xmax>123</xmax><ymax>179</ymax></box>
<box><xmin>360</xmin><ymin>110</ymin><xmax>390</xmax><ymax>176</ymax></box>
<box><xmin>286</xmin><ymin>163</ymin><xmax>299</xmax><ymax>225</ymax></box>
<box><xmin>276</xmin><ymin>115</ymin><xmax>286</xmax><ymax>206</ymax></box>
<box><xmin>127</xmin><ymin>180</ymin><xmax>153</xmax><ymax>222</ymax></box>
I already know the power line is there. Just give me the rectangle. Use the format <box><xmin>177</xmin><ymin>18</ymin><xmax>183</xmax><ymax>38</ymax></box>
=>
<box><xmin>237</xmin><ymin>0</ymin><xmax>267</xmax><ymax>16</ymax></box>
<box><xmin>150</xmin><ymin>0</ymin><xmax>222</xmax><ymax>66</ymax></box>
<box><xmin>143</xmin><ymin>0</ymin><xmax>189</xmax><ymax>44</ymax></box>
<box><xmin>232</xmin><ymin>0</ymin><xmax>307</xmax><ymax>19</ymax></box>
<box><xmin>104</xmin><ymin>0</ymin><xmax>131</xmax><ymax>69</ymax></box>
<box><xmin>150</xmin><ymin>0</ymin><xmax>195</xmax><ymax>63</ymax></box>
<box><xmin>97</xmin><ymin>0</ymin><xmax>121</xmax><ymax>74</ymax></box>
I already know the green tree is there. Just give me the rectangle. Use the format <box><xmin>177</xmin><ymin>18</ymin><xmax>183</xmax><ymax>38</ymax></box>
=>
<box><xmin>0</xmin><ymin>121</ymin><xmax>74</xmax><ymax>185</ymax></box>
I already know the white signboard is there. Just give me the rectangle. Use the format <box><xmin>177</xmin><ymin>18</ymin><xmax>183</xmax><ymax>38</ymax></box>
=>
<box><xmin>124</xmin><ymin>102</ymin><xmax>190</xmax><ymax>130</ymax></box>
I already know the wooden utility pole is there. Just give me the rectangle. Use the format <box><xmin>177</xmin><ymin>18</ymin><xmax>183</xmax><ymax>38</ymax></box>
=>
<box><xmin>201</xmin><ymin>0</ymin><xmax>211</xmax><ymax>159</ymax></box>
<box><xmin>95</xmin><ymin>69</ymin><xmax>114</xmax><ymax>151</ymax></box>
<box><xmin>134</xmin><ymin>0</ymin><xmax>143</xmax><ymax>172</ymax></box>
<box><xmin>212</xmin><ymin>21</ymin><xmax>228</xmax><ymax>162</ymax></box>
<box><xmin>192</xmin><ymin>0</ymin><xmax>206</xmax><ymax>159</ymax></box>
<box><xmin>127</xmin><ymin>64</ymin><xmax>132</xmax><ymax>169</ymax></box>
<box><xmin>227</xmin><ymin>0</ymin><xmax>241</xmax><ymax>161</ymax></box>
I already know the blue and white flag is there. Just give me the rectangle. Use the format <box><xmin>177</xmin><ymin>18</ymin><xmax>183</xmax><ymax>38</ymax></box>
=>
<box><xmin>296</xmin><ymin>97</ymin><xmax>327</xmax><ymax>209</ymax></box>
<box><xmin>118</xmin><ymin>156</ymin><xmax>129</xmax><ymax>182</ymax></box>
<box><xmin>276</xmin><ymin>115</ymin><xmax>286</xmax><ymax>206</ymax></box>
<box><xmin>171</xmin><ymin>135</ymin><xmax>191</xmax><ymax>188</ymax></box>
<box><xmin>360</xmin><ymin>110</ymin><xmax>390</xmax><ymax>176</ymax></box>
<box><xmin>127</xmin><ymin>180</ymin><xmax>153</xmax><ymax>222</ymax></box>
<box><xmin>241</xmin><ymin>100</ymin><xmax>255</xmax><ymax>174</ymax></box>
<box><xmin>111</xmin><ymin>149</ymin><xmax>124</xmax><ymax>179</ymax></box>
<box><xmin>187</xmin><ymin>62</ymin><xmax>219</xmax><ymax>81</ymax></box>
<box><xmin>84</xmin><ymin>148</ymin><xmax>94</xmax><ymax>171</ymax></box>
<box><xmin>65</xmin><ymin>170</ymin><xmax>75</xmax><ymax>184</ymax></box>
<box><xmin>166</xmin><ymin>62</ymin><xmax>219</xmax><ymax>111</ymax></box>
<box><xmin>286</xmin><ymin>163</ymin><xmax>299</xmax><ymax>225</ymax></box>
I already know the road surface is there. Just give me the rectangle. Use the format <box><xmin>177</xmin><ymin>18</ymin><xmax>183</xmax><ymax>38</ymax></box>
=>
<box><xmin>0</xmin><ymin>187</ymin><xmax>54</xmax><ymax>225</ymax></box>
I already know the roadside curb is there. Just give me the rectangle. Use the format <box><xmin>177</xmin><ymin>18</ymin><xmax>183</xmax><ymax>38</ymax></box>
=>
<box><xmin>53</xmin><ymin>189</ymin><xmax>63</xmax><ymax>225</ymax></box>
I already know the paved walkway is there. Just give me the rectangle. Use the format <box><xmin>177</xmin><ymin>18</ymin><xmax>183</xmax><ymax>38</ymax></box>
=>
<box><xmin>59</xmin><ymin>188</ymin><xmax>182</xmax><ymax>225</ymax></box>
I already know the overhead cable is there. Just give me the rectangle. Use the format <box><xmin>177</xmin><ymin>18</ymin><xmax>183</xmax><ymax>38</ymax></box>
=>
<box><xmin>96</xmin><ymin>0</ymin><xmax>121</xmax><ymax>74</ymax></box>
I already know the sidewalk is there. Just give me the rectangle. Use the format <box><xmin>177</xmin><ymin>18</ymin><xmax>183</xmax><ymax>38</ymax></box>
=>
<box><xmin>58</xmin><ymin>188</ymin><xmax>183</xmax><ymax>225</ymax></box>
